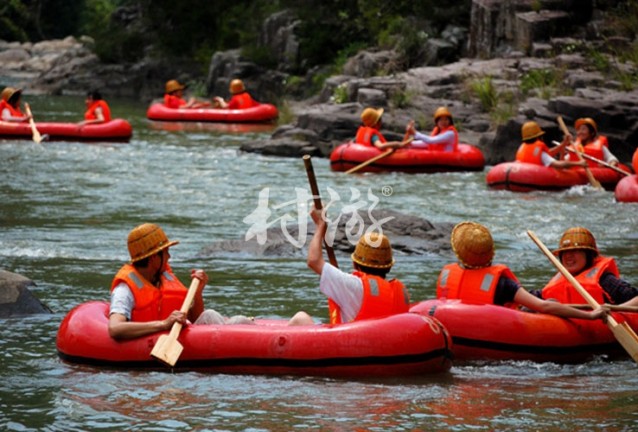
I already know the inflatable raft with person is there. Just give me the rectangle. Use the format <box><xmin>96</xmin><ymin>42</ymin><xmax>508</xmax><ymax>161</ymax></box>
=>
<box><xmin>330</xmin><ymin>142</ymin><xmax>486</xmax><ymax>174</ymax></box>
<box><xmin>410</xmin><ymin>299</ymin><xmax>638</xmax><ymax>363</ymax></box>
<box><xmin>57</xmin><ymin>301</ymin><xmax>453</xmax><ymax>377</ymax></box>
<box><xmin>0</xmin><ymin>119</ymin><xmax>133</xmax><ymax>142</ymax></box>
<box><xmin>146</xmin><ymin>102</ymin><xmax>278</xmax><ymax>123</ymax></box>
<box><xmin>486</xmin><ymin>161</ymin><xmax>629</xmax><ymax>192</ymax></box>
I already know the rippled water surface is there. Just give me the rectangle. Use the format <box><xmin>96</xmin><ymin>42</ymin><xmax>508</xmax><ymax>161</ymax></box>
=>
<box><xmin>1</xmin><ymin>96</ymin><xmax>638</xmax><ymax>431</ymax></box>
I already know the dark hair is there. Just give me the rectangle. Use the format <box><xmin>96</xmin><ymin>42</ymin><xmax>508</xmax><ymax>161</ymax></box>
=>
<box><xmin>354</xmin><ymin>262</ymin><xmax>389</xmax><ymax>278</ymax></box>
<box><xmin>87</xmin><ymin>90</ymin><xmax>102</xmax><ymax>101</ymax></box>
<box><xmin>8</xmin><ymin>91</ymin><xmax>21</xmax><ymax>106</ymax></box>
<box><xmin>585</xmin><ymin>124</ymin><xmax>596</xmax><ymax>137</ymax></box>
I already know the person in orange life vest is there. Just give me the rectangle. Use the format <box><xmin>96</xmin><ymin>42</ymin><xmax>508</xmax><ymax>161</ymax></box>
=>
<box><xmin>529</xmin><ymin>227</ymin><xmax>638</xmax><ymax>306</ymax></box>
<box><xmin>437</xmin><ymin>221</ymin><xmax>605</xmax><ymax>319</ymax></box>
<box><xmin>515</xmin><ymin>121</ymin><xmax>587</xmax><ymax>169</ymax></box>
<box><xmin>109</xmin><ymin>223</ymin><xmax>254</xmax><ymax>340</ymax></box>
<box><xmin>78</xmin><ymin>90</ymin><xmax>111</xmax><ymax>126</ymax></box>
<box><xmin>163</xmin><ymin>79</ymin><xmax>210</xmax><ymax>109</ymax></box>
<box><xmin>354</xmin><ymin>107</ymin><xmax>410</xmax><ymax>150</ymax></box>
<box><xmin>0</xmin><ymin>87</ymin><xmax>31</xmax><ymax>123</ymax></box>
<box><xmin>213</xmin><ymin>79</ymin><xmax>258</xmax><ymax>109</ymax></box>
<box><xmin>405</xmin><ymin>106</ymin><xmax>459</xmax><ymax>152</ymax></box>
<box><xmin>289</xmin><ymin>206</ymin><xmax>410</xmax><ymax>326</ymax></box>
<box><xmin>560</xmin><ymin>117</ymin><xmax>619</xmax><ymax>167</ymax></box>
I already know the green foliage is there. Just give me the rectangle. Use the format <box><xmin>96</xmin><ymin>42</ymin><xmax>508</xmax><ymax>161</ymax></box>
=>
<box><xmin>0</xmin><ymin>1</ymin><xmax>30</xmax><ymax>41</ymax></box>
<box><xmin>469</xmin><ymin>76</ymin><xmax>498</xmax><ymax>112</ymax></box>
<box><xmin>331</xmin><ymin>84</ymin><xmax>348</xmax><ymax>104</ymax></box>
<box><xmin>390</xmin><ymin>89</ymin><xmax>414</xmax><ymax>109</ymax></box>
<box><xmin>276</xmin><ymin>99</ymin><xmax>296</xmax><ymax>125</ymax></box>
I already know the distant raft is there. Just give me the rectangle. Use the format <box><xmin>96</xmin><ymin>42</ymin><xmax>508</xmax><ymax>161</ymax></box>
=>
<box><xmin>330</xmin><ymin>142</ymin><xmax>485</xmax><ymax>174</ymax></box>
<box><xmin>146</xmin><ymin>103</ymin><xmax>278</xmax><ymax>123</ymax></box>
<box><xmin>615</xmin><ymin>174</ymin><xmax>638</xmax><ymax>202</ymax></box>
<box><xmin>411</xmin><ymin>299</ymin><xmax>638</xmax><ymax>363</ymax></box>
<box><xmin>0</xmin><ymin>119</ymin><xmax>132</xmax><ymax>142</ymax></box>
<box><xmin>57</xmin><ymin>301</ymin><xmax>453</xmax><ymax>377</ymax></box>
<box><xmin>486</xmin><ymin>161</ymin><xmax>628</xmax><ymax>192</ymax></box>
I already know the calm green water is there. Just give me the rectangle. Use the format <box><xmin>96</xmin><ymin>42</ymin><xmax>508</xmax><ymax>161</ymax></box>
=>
<box><xmin>1</xmin><ymin>96</ymin><xmax>637</xmax><ymax>431</ymax></box>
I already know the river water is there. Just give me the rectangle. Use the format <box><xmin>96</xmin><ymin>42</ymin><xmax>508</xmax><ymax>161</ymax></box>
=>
<box><xmin>1</xmin><ymin>96</ymin><xmax>637</xmax><ymax>431</ymax></box>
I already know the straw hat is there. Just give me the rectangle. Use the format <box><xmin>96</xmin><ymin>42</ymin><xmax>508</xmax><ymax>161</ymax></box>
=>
<box><xmin>434</xmin><ymin>106</ymin><xmax>452</xmax><ymax>122</ymax></box>
<box><xmin>552</xmin><ymin>227</ymin><xmax>598</xmax><ymax>256</ymax></box>
<box><xmin>1</xmin><ymin>87</ymin><xmax>21</xmax><ymax>102</ymax></box>
<box><xmin>450</xmin><ymin>222</ymin><xmax>494</xmax><ymax>269</ymax></box>
<box><xmin>127</xmin><ymin>223</ymin><xmax>179</xmax><ymax>263</ymax></box>
<box><xmin>351</xmin><ymin>232</ymin><xmax>394</xmax><ymax>269</ymax></box>
<box><xmin>361</xmin><ymin>107</ymin><xmax>384</xmax><ymax>127</ymax></box>
<box><xmin>229</xmin><ymin>79</ymin><xmax>245</xmax><ymax>95</ymax></box>
<box><xmin>575</xmin><ymin>118</ymin><xmax>598</xmax><ymax>135</ymax></box>
<box><xmin>521</xmin><ymin>121</ymin><xmax>545</xmax><ymax>141</ymax></box>
<box><xmin>165</xmin><ymin>80</ymin><xmax>186</xmax><ymax>94</ymax></box>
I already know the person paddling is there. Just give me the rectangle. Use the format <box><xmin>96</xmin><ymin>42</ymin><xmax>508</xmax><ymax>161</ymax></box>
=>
<box><xmin>354</xmin><ymin>107</ymin><xmax>410</xmax><ymax>150</ymax></box>
<box><xmin>0</xmin><ymin>87</ymin><xmax>32</xmax><ymax>123</ymax></box>
<box><xmin>437</xmin><ymin>221</ymin><xmax>606</xmax><ymax>320</ymax></box>
<box><xmin>289</xmin><ymin>206</ymin><xmax>410</xmax><ymax>325</ymax></box>
<box><xmin>515</xmin><ymin>121</ymin><xmax>586</xmax><ymax>170</ymax></box>
<box><xmin>560</xmin><ymin>117</ymin><xmax>620</xmax><ymax>167</ymax></box>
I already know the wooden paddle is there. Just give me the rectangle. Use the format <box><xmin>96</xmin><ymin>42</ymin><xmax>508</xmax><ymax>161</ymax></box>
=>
<box><xmin>567</xmin><ymin>304</ymin><xmax>638</xmax><ymax>313</ymax></box>
<box><xmin>551</xmin><ymin>141</ymin><xmax>631</xmax><ymax>176</ymax></box>
<box><xmin>303</xmin><ymin>154</ymin><xmax>338</xmax><ymax>268</ymax></box>
<box><xmin>556</xmin><ymin>116</ymin><xmax>603</xmax><ymax>190</ymax></box>
<box><xmin>527</xmin><ymin>230</ymin><xmax>638</xmax><ymax>363</ymax></box>
<box><xmin>345</xmin><ymin>136</ymin><xmax>414</xmax><ymax>175</ymax></box>
<box><xmin>150</xmin><ymin>278</ymin><xmax>201</xmax><ymax>367</ymax></box>
<box><xmin>24</xmin><ymin>103</ymin><xmax>43</xmax><ymax>144</ymax></box>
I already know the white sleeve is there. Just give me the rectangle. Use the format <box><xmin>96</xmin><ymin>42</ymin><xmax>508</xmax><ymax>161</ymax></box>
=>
<box><xmin>319</xmin><ymin>263</ymin><xmax>364</xmax><ymax>323</ymax></box>
<box><xmin>414</xmin><ymin>130</ymin><xmax>456</xmax><ymax>147</ymax></box>
<box><xmin>541</xmin><ymin>151</ymin><xmax>555</xmax><ymax>167</ymax></box>
<box><xmin>109</xmin><ymin>282</ymin><xmax>135</xmax><ymax>320</ymax></box>
<box><xmin>602</xmin><ymin>146</ymin><xmax>618</xmax><ymax>163</ymax></box>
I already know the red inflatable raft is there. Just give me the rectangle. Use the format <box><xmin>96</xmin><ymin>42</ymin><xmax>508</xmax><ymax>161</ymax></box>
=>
<box><xmin>411</xmin><ymin>299</ymin><xmax>638</xmax><ymax>363</ymax></box>
<box><xmin>0</xmin><ymin>119</ymin><xmax>132</xmax><ymax>142</ymax></box>
<box><xmin>486</xmin><ymin>161</ymin><xmax>628</xmax><ymax>192</ymax></box>
<box><xmin>57</xmin><ymin>301</ymin><xmax>452</xmax><ymax>377</ymax></box>
<box><xmin>615</xmin><ymin>174</ymin><xmax>638</xmax><ymax>202</ymax></box>
<box><xmin>330</xmin><ymin>142</ymin><xmax>485</xmax><ymax>174</ymax></box>
<box><xmin>146</xmin><ymin>103</ymin><xmax>278</xmax><ymax>123</ymax></box>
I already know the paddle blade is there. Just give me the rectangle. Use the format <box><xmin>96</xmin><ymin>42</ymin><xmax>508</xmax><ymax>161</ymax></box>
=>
<box><xmin>610</xmin><ymin>321</ymin><xmax>638</xmax><ymax>363</ymax></box>
<box><xmin>150</xmin><ymin>334</ymin><xmax>184</xmax><ymax>367</ymax></box>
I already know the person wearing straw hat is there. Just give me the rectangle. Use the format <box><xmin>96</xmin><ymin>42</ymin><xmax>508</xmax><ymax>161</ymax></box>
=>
<box><xmin>213</xmin><ymin>79</ymin><xmax>258</xmax><ymax>109</ymax></box>
<box><xmin>535</xmin><ymin>227</ymin><xmax>637</xmax><ymax>306</ymax></box>
<box><xmin>0</xmin><ymin>87</ymin><xmax>31</xmax><ymax>123</ymax></box>
<box><xmin>354</xmin><ymin>107</ymin><xmax>411</xmax><ymax>150</ymax></box>
<box><xmin>163</xmin><ymin>79</ymin><xmax>210</xmax><ymax>109</ymax></box>
<box><xmin>560</xmin><ymin>118</ymin><xmax>619</xmax><ymax>167</ymax></box>
<box><xmin>289</xmin><ymin>206</ymin><xmax>410</xmax><ymax>326</ymax></box>
<box><xmin>108</xmin><ymin>223</ymin><xmax>253</xmax><ymax>340</ymax></box>
<box><xmin>405</xmin><ymin>106</ymin><xmax>459</xmax><ymax>152</ymax></box>
<box><xmin>436</xmin><ymin>221</ymin><xmax>606</xmax><ymax>319</ymax></box>
<box><xmin>515</xmin><ymin>121</ymin><xmax>586</xmax><ymax>169</ymax></box>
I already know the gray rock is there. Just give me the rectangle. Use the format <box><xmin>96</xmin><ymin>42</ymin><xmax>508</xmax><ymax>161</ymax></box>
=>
<box><xmin>0</xmin><ymin>270</ymin><xmax>52</xmax><ymax>317</ymax></box>
<box><xmin>199</xmin><ymin>209</ymin><xmax>453</xmax><ymax>258</ymax></box>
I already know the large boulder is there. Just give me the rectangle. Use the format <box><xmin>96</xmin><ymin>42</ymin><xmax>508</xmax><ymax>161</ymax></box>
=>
<box><xmin>0</xmin><ymin>270</ymin><xmax>52</xmax><ymax>317</ymax></box>
<box><xmin>199</xmin><ymin>209</ymin><xmax>453</xmax><ymax>258</ymax></box>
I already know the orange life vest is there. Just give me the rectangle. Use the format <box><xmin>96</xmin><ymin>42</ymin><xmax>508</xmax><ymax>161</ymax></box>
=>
<box><xmin>84</xmin><ymin>100</ymin><xmax>111</xmax><ymax>122</ymax></box>
<box><xmin>436</xmin><ymin>263</ymin><xmax>519</xmax><ymax>305</ymax></box>
<box><xmin>164</xmin><ymin>94</ymin><xmax>186</xmax><ymax>109</ymax></box>
<box><xmin>0</xmin><ymin>100</ymin><xmax>24</xmax><ymax>119</ymax></box>
<box><xmin>578</xmin><ymin>136</ymin><xmax>609</xmax><ymax>167</ymax></box>
<box><xmin>430</xmin><ymin>125</ymin><xmax>459</xmax><ymax>151</ymax></box>
<box><xmin>355</xmin><ymin>126</ymin><xmax>387</xmax><ymax>147</ymax></box>
<box><xmin>328</xmin><ymin>272</ymin><xmax>409</xmax><ymax>324</ymax></box>
<box><xmin>227</xmin><ymin>92</ymin><xmax>257</xmax><ymax>109</ymax></box>
<box><xmin>564</xmin><ymin>142</ymin><xmax>585</xmax><ymax>162</ymax></box>
<box><xmin>110</xmin><ymin>263</ymin><xmax>188</xmax><ymax>322</ymax></box>
<box><xmin>541</xmin><ymin>255</ymin><xmax>618</xmax><ymax>304</ymax></box>
<box><xmin>515</xmin><ymin>140</ymin><xmax>550</xmax><ymax>165</ymax></box>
